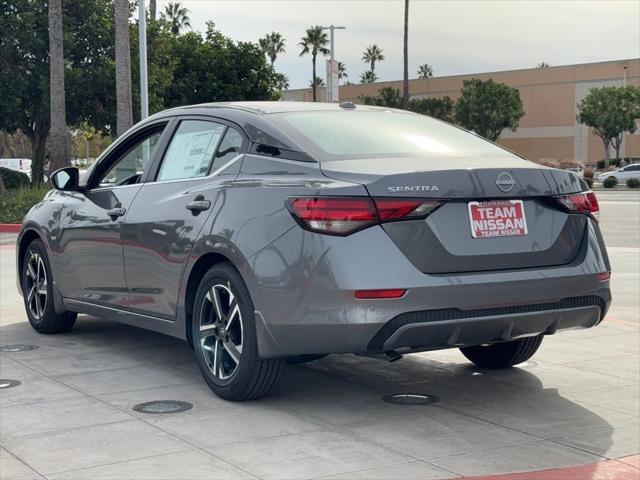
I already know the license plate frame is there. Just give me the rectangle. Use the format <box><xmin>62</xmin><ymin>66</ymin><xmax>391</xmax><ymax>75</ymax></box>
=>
<box><xmin>468</xmin><ymin>200</ymin><xmax>528</xmax><ymax>239</ymax></box>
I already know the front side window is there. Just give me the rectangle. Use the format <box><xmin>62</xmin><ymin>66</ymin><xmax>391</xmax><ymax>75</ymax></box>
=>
<box><xmin>157</xmin><ymin>120</ymin><xmax>226</xmax><ymax>181</ymax></box>
<box><xmin>99</xmin><ymin>130</ymin><xmax>163</xmax><ymax>187</ymax></box>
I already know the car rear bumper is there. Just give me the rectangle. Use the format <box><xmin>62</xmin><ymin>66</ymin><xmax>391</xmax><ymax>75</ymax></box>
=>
<box><xmin>245</xmin><ymin>218</ymin><xmax>611</xmax><ymax>358</ymax></box>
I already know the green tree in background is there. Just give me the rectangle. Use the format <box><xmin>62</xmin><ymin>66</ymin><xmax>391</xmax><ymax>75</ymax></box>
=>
<box><xmin>309</xmin><ymin>76</ymin><xmax>325</xmax><ymax>88</ymax></box>
<box><xmin>259</xmin><ymin>32</ymin><xmax>286</xmax><ymax>66</ymax></box>
<box><xmin>0</xmin><ymin>0</ymin><xmax>117</xmax><ymax>183</ymax></box>
<box><xmin>162</xmin><ymin>1</ymin><xmax>191</xmax><ymax>35</ymax></box>
<box><xmin>359</xmin><ymin>70</ymin><xmax>378</xmax><ymax>84</ymax></box>
<box><xmin>454</xmin><ymin>78</ymin><xmax>524</xmax><ymax>141</ymax></box>
<box><xmin>360</xmin><ymin>87</ymin><xmax>453</xmax><ymax>122</ymax></box>
<box><xmin>362</xmin><ymin>44</ymin><xmax>384</xmax><ymax>78</ymax></box>
<box><xmin>417</xmin><ymin>63</ymin><xmax>433</xmax><ymax>78</ymax></box>
<box><xmin>337</xmin><ymin>62</ymin><xmax>347</xmax><ymax>82</ymax></box>
<box><xmin>299</xmin><ymin>26</ymin><xmax>329</xmax><ymax>102</ymax></box>
<box><xmin>577</xmin><ymin>86</ymin><xmax>640</xmax><ymax>167</ymax></box>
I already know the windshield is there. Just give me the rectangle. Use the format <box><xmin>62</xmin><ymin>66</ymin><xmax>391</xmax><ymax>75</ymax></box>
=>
<box><xmin>271</xmin><ymin>109</ymin><xmax>515</xmax><ymax>161</ymax></box>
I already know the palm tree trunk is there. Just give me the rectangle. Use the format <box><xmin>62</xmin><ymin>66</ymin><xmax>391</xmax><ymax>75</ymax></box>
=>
<box><xmin>115</xmin><ymin>0</ymin><xmax>133</xmax><ymax>136</ymax></box>
<box><xmin>402</xmin><ymin>0</ymin><xmax>409</xmax><ymax>107</ymax></box>
<box><xmin>48</xmin><ymin>0</ymin><xmax>70</xmax><ymax>177</ymax></box>
<box><xmin>149</xmin><ymin>0</ymin><xmax>156</xmax><ymax>22</ymax></box>
<box><xmin>312</xmin><ymin>54</ymin><xmax>317</xmax><ymax>102</ymax></box>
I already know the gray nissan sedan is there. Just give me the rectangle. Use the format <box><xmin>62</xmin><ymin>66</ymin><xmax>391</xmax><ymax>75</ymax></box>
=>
<box><xmin>17</xmin><ymin>102</ymin><xmax>611</xmax><ymax>400</ymax></box>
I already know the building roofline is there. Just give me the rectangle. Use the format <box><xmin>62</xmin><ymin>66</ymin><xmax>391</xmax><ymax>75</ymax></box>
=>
<box><xmin>284</xmin><ymin>57</ymin><xmax>640</xmax><ymax>93</ymax></box>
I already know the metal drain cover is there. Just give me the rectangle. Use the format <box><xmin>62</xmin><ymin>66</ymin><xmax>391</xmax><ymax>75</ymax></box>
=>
<box><xmin>0</xmin><ymin>379</ymin><xmax>21</xmax><ymax>390</ymax></box>
<box><xmin>1</xmin><ymin>344</ymin><xmax>38</xmax><ymax>352</ymax></box>
<box><xmin>133</xmin><ymin>400</ymin><xmax>193</xmax><ymax>414</ymax></box>
<box><xmin>383</xmin><ymin>393</ymin><xmax>438</xmax><ymax>405</ymax></box>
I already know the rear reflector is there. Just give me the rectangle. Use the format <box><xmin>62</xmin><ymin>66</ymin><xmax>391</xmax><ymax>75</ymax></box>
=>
<box><xmin>287</xmin><ymin>196</ymin><xmax>442</xmax><ymax>235</ymax></box>
<box><xmin>596</xmin><ymin>272</ymin><xmax>610</xmax><ymax>282</ymax></box>
<box><xmin>354</xmin><ymin>289</ymin><xmax>406</xmax><ymax>299</ymax></box>
<box><xmin>552</xmin><ymin>191</ymin><xmax>599</xmax><ymax>221</ymax></box>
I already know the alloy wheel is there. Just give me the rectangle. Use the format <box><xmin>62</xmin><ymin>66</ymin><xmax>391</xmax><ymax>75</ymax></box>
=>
<box><xmin>25</xmin><ymin>251</ymin><xmax>47</xmax><ymax>320</ymax></box>
<box><xmin>199</xmin><ymin>283</ymin><xmax>243</xmax><ymax>380</ymax></box>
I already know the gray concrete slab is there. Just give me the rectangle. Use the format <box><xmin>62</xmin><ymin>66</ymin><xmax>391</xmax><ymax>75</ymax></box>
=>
<box><xmin>0</xmin><ymin>190</ymin><xmax>638</xmax><ymax>479</ymax></box>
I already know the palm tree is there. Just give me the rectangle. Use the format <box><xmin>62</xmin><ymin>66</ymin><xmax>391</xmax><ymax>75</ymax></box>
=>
<box><xmin>360</xmin><ymin>70</ymin><xmax>378</xmax><ymax>84</ymax></box>
<box><xmin>162</xmin><ymin>2</ymin><xmax>191</xmax><ymax>35</ymax></box>
<box><xmin>275</xmin><ymin>73</ymin><xmax>290</xmax><ymax>90</ymax></box>
<box><xmin>362</xmin><ymin>44</ymin><xmax>384</xmax><ymax>77</ymax></box>
<box><xmin>299</xmin><ymin>26</ymin><xmax>329</xmax><ymax>102</ymax></box>
<box><xmin>259</xmin><ymin>32</ymin><xmax>286</xmax><ymax>66</ymax></box>
<box><xmin>338</xmin><ymin>62</ymin><xmax>347</xmax><ymax>82</ymax></box>
<box><xmin>115</xmin><ymin>0</ymin><xmax>133</xmax><ymax>136</ymax></box>
<box><xmin>402</xmin><ymin>0</ymin><xmax>409</xmax><ymax>107</ymax></box>
<box><xmin>309</xmin><ymin>76</ymin><xmax>326</xmax><ymax>88</ymax></box>
<box><xmin>149</xmin><ymin>0</ymin><xmax>156</xmax><ymax>22</ymax></box>
<box><xmin>417</xmin><ymin>63</ymin><xmax>433</xmax><ymax>79</ymax></box>
<box><xmin>48</xmin><ymin>0</ymin><xmax>69</xmax><ymax>176</ymax></box>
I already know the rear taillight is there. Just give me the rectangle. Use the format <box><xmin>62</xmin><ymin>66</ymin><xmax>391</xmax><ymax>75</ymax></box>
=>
<box><xmin>552</xmin><ymin>191</ymin><xmax>599</xmax><ymax>221</ymax></box>
<box><xmin>287</xmin><ymin>196</ymin><xmax>442</xmax><ymax>235</ymax></box>
<box><xmin>354</xmin><ymin>289</ymin><xmax>406</xmax><ymax>299</ymax></box>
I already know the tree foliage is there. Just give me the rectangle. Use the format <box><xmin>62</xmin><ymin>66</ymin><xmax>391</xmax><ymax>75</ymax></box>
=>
<box><xmin>417</xmin><ymin>63</ymin><xmax>433</xmax><ymax>78</ymax></box>
<box><xmin>359</xmin><ymin>87</ymin><xmax>453</xmax><ymax>122</ymax></box>
<box><xmin>362</xmin><ymin>44</ymin><xmax>384</xmax><ymax>75</ymax></box>
<box><xmin>577</xmin><ymin>86</ymin><xmax>640</xmax><ymax>165</ymax></box>
<box><xmin>161</xmin><ymin>1</ymin><xmax>191</xmax><ymax>35</ymax></box>
<box><xmin>299</xmin><ymin>26</ymin><xmax>329</xmax><ymax>102</ymax></box>
<box><xmin>1</xmin><ymin>2</ymin><xmax>282</xmax><ymax>182</ymax></box>
<box><xmin>259</xmin><ymin>31</ymin><xmax>286</xmax><ymax>66</ymax></box>
<box><xmin>454</xmin><ymin>78</ymin><xmax>524</xmax><ymax>141</ymax></box>
<box><xmin>359</xmin><ymin>70</ymin><xmax>378</xmax><ymax>84</ymax></box>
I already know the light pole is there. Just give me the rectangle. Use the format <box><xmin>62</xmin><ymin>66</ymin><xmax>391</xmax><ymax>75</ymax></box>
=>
<box><xmin>138</xmin><ymin>0</ymin><xmax>149</xmax><ymax>119</ymax></box>
<box><xmin>320</xmin><ymin>25</ymin><xmax>345</xmax><ymax>102</ymax></box>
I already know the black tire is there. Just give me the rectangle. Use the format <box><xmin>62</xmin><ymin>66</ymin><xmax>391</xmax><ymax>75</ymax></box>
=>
<box><xmin>459</xmin><ymin>336</ymin><xmax>543</xmax><ymax>369</ymax></box>
<box><xmin>21</xmin><ymin>239</ymin><xmax>76</xmax><ymax>333</ymax></box>
<box><xmin>192</xmin><ymin>263</ymin><xmax>284</xmax><ymax>401</ymax></box>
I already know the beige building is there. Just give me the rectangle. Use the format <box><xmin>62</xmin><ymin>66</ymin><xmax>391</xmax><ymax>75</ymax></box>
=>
<box><xmin>282</xmin><ymin>59</ymin><xmax>640</xmax><ymax>165</ymax></box>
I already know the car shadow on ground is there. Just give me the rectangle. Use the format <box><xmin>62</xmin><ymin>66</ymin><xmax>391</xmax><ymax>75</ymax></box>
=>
<box><xmin>0</xmin><ymin>316</ymin><xmax>617</xmax><ymax>477</ymax></box>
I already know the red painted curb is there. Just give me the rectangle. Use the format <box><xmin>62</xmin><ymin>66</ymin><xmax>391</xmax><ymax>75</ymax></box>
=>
<box><xmin>460</xmin><ymin>456</ymin><xmax>640</xmax><ymax>480</ymax></box>
<box><xmin>0</xmin><ymin>224</ymin><xmax>21</xmax><ymax>233</ymax></box>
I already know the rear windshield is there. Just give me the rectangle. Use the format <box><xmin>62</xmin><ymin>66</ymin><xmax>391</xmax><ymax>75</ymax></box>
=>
<box><xmin>271</xmin><ymin>109</ymin><xmax>514</xmax><ymax>161</ymax></box>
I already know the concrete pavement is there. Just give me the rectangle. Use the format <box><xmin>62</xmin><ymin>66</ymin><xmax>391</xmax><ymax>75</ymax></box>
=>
<box><xmin>0</xmin><ymin>189</ymin><xmax>638</xmax><ymax>479</ymax></box>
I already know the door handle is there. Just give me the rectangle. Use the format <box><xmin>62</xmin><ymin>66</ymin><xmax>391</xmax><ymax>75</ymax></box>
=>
<box><xmin>186</xmin><ymin>196</ymin><xmax>211</xmax><ymax>213</ymax></box>
<box><xmin>107</xmin><ymin>207</ymin><xmax>126</xmax><ymax>219</ymax></box>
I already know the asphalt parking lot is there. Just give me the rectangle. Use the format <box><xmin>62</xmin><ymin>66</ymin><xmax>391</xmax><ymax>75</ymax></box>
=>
<box><xmin>0</xmin><ymin>189</ymin><xmax>638</xmax><ymax>480</ymax></box>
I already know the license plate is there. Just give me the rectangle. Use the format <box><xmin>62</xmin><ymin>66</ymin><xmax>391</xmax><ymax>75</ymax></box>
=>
<box><xmin>468</xmin><ymin>200</ymin><xmax>527</xmax><ymax>238</ymax></box>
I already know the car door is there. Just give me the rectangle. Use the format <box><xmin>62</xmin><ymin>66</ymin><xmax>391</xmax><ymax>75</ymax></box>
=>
<box><xmin>56</xmin><ymin>121</ymin><xmax>171</xmax><ymax>307</ymax></box>
<box><xmin>121</xmin><ymin>117</ymin><xmax>247</xmax><ymax>319</ymax></box>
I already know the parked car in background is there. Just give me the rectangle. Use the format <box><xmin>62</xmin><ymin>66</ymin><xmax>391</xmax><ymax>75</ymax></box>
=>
<box><xmin>16</xmin><ymin>102</ymin><xmax>611</xmax><ymax>401</ymax></box>
<box><xmin>598</xmin><ymin>163</ymin><xmax>640</xmax><ymax>183</ymax></box>
<box><xmin>0</xmin><ymin>158</ymin><xmax>32</xmax><ymax>179</ymax></box>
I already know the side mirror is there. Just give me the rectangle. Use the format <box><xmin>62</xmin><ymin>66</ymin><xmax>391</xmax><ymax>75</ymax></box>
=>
<box><xmin>50</xmin><ymin>167</ymin><xmax>80</xmax><ymax>191</ymax></box>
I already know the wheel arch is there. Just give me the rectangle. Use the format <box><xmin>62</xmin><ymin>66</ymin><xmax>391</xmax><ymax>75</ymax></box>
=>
<box><xmin>183</xmin><ymin>251</ymin><xmax>235</xmax><ymax>348</ymax></box>
<box><xmin>17</xmin><ymin>228</ymin><xmax>46</xmax><ymax>289</ymax></box>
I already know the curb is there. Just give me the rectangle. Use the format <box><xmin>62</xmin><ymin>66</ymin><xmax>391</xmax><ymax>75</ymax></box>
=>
<box><xmin>0</xmin><ymin>224</ymin><xmax>21</xmax><ymax>233</ymax></box>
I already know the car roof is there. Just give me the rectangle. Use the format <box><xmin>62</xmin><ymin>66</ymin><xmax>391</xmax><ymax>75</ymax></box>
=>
<box><xmin>158</xmin><ymin>101</ymin><xmax>391</xmax><ymax>116</ymax></box>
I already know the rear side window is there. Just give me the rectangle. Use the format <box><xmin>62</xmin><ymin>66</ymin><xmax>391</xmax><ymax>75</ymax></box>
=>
<box><xmin>211</xmin><ymin>127</ymin><xmax>244</xmax><ymax>172</ymax></box>
<box><xmin>157</xmin><ymin>120</ymin><xmax>226</xmax><ymax>181</ymax></box>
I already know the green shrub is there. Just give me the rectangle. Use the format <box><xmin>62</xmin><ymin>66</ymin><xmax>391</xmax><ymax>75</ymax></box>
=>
<box><xmin>0</xmin><ymin>186</ymin><xmax>50</xmax><ymax>223</ymax></box>
<box><xmin>0</xmin><ymin>167</ymin><xmax>30</xmax><ymax>190</ymax></box>
<box><xmin>596</xmin><ymin>159</ymin><xmax>622</xmax><ymax>169</ymax></box>
<box><xmin>602</xmin><ymin>176</ymin><xmax>618</xmax><ymax>188</ymax></box>
<box><xmin>627</xmin><ymin>178</ymin><xmax>640</xmax><ymax>188</ymax></box>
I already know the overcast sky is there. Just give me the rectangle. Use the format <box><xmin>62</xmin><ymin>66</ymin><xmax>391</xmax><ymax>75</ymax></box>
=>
<box><xmin>155</xmin><ymin>0</ymin><xmax>640</xmax><ymax>89</ymax></box>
